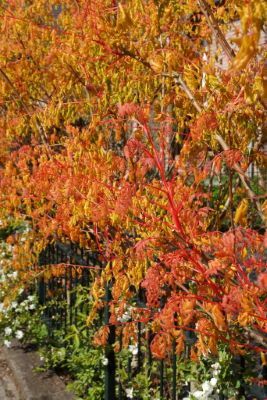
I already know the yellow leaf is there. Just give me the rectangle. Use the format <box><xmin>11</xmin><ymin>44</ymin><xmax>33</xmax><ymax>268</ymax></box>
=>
<box><xmin>262</xmin><ymin>200</ymin><xmax>267</xmax><ymax>221</ymax></box>
<box><xmin>232</xmin><ymin>32</ymin><xmax>259</xmax><ymax>71</ymax></box>
<box><xmin>238</xmin><ymin>312</ymin><xmax>251</xmax><ymax>327</ymax></box>
<box><xmin>232</xmin><ymin>0</ymin><xmax>266</xmax><ymax>70</ymax></box>
<box><xmin>184</xmin><ymin>64</ymin><xmax>199</xmax><ymax>90</ymax></box>
<box><xmin>241</xmin><ymin>247</ymin><xmax>248</xmax><ymax>258</ymax></box>
<box><xmin>149</xmin><ymin>54</ymin><xmax>164</xmax><ymax>74</ymax></box>
<box><xmin>234</xmin><ymin>199</ymin><xmax>248</xmax><ymax>226</ymax></box>
<box><xmin>117</xmin><ymin>3</ymin><xmax>133</xmax><ymax>30</ymax></box>
<box><xmin>165</xmin><ymin>49</ymin><xmax>179</xmax><ymax>71</ymax></box>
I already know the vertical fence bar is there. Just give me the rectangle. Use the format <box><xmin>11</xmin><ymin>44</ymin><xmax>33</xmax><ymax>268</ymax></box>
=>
<box><xmin>39</xmin><ymin>277</ymin><xmax>46</xmax><ymax>305</ymax></box>
<box><xmin>262</xmin><ymin>359</ymin><xmax>267</xmax><ymax>398</ymax></box>
<box><xmin>50</xmin><ymin>245</ymin><xmax>55</xmax><ymax>334</ymax></box>
<box><xmin>160</xmin><ymin>360</ymin><xmax>164</xmax><ymax>399</ymax></box>
<box><xmin>74</xmin><ymin>265</ymin><xmax>79</xmax><ymax>324</ymax></box>
<box><xmin>172</xmin><ymin>340</ymin><xmax>177</xmax><ymax>400</ymax></box>
<box><xmin>147</xmin><ymin>329</ymin><xmax>152</xmax><ymax>373</ymax></box>
<box><xmin>38</xmin><ymin>247</ymin><xmax>46</xmax><ymax>305</ymax></box>
<box><xmin>104</xmin><ymin>283</ymin><xmax>116</xmax><ymax>400</ymax></box>
<box><xmin>118</xmin><ymin>332</ymin><xmax>123</xmax><ymax>400</ymax></box>
<box><xmin>47</xmin><ymin>245</ymin><xmax>53</xmax><ymax>337</ymax></box>
<box><xmin>239</xmin><ymin>356</ymin><xmax>246</xmax><ymax>398</ymax></box>
<box><xmin>69</xmin><ymin>264</ymin><xmax>73</xmax><ymax>326</ymax></box>
<box><xmin>137</xmin><ymin>321</ymin><xmax>142</xmax><ymax>371</ymax></box>
<box><xmin>159</xmin><ymin>296</ymin><xmax>166</xmax><ymax>399</ymax></box>
<box><xmin>172</xmin><ymin>312</ymin><xmax>178</xmax><ymax>400</ymax></box>
<box><xmin>64</xmin><ymin>263</ymin><xmax>68</xmax><ymax>332</ymax></box>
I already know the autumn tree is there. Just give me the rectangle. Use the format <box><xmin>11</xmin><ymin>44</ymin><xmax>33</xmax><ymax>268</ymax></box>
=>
<box><xmin>0</xmin><ymin>0</ymin><xmax>266</xmax><ymax>372</ymax></box>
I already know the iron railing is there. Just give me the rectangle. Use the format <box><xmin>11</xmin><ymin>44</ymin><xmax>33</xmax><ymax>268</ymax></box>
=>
<box><xmin>37</xmin><ymin>242</ymin><xmax>266</xmax><ymax>400</ymax></box>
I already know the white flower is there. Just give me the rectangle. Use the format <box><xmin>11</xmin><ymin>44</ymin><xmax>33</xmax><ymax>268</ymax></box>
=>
<box><xmin>202</xmin><ymin>381</ymin><xmax>212</xmax><ymax>393</ymax></box>
<box><xmin>12</xmin><ymin>271</ymin><xmax>18</xmax><ymax>279</ymax></box>
<box><xmin>4</xmin><ymin>340</ymin><xmax>11</xmax><ymax>348</ymax></box>
<box><xmin>28</xmin><ymin>295</ymin><xmax>35</xmax><ymax>302</ymax></box>
<box><xmin>132</xmin><ymin>347</ymin><xmax>138</xmax><ymax>355</ymax></box>
<box><xmin>2</xmin><ymin>306</ymin><xmax>8</xmax><ymax>314</ymax></box>
<box><xmin>4</xmin><ymin>327</ymin><xmax>12</xmax><ymax>335</ymax></box>
<box><xmin>102</xmin><ymin>357</ymin><xmax>109</xmax><ymax>366</ymax></box>
<box><xmin>210</xmin><ymin>377</ymin><xmax>217</xmax><ymax>387</ymax></box>
<box><xmin>15</xmin><ymin>330</ymin><xmax>24</xmax><ymax>339</ymax></box>
<box><xmin>192</xmin><ymin>390</ymin><xmax>204</xmax><ymax>399</ymax></box>
<box><xmin>129</xmin><ymin>344</ymin><xmax>138</xmax><ymax>355</ymax></box>
<box><xmin>29</xmin><ymin>304</ymin><xmax>36</xmax><ymax>310</ymax></box>
<box><xmin>118</xmin><ymin>312</ymin><xmax>131</xmax><ymax>323</ymax></box>
<box><xmin>211</xmin><ymin>362</ymin><xmax>220</xmax><ymax>370</ymax></box>
<box><xmin>125</xmin><ymin>387</ymin><xmax>134</xmax><ymax>399</ymax></box>
<box><xmin>11</xmin><ymin>301</ymin><xmax>17</xmax><ymax>309</ymax></box>
<box><xmin>131</xmin><ymin>357</ymin><xmax>138</xmax><ymax>368</ymax></box>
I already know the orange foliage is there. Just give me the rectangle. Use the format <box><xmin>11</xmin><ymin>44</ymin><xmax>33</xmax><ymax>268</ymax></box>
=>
<box><xmin>0</xmin><ymin>0</ymin><xmax>266</xmax><ymax>361</ymax></box>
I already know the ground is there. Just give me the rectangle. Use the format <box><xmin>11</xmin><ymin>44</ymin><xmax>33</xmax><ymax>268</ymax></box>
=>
<box><xmin>0</xmin><ymin>348</ymin><xmax>20</xmax><ymax>399</ymax></box>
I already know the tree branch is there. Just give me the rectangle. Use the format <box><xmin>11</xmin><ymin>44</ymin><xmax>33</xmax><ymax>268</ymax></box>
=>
<box><xmin>197</xmin><ymin>0</ymin><xmax>235</xmax><ymax>61</ymax></box>
<box><xmin>162</xmin><ymin>71</ymin><xmax>265</xmax><ymax>223</ymax></box>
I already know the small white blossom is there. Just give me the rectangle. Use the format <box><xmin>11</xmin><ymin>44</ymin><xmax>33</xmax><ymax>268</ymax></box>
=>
<box><xmin>2</xmin><ymin>306</ymin><xmax>8</xmax><ymax>314</ymax></box>
<box><xmin>192</xmin><ymin>390</ymin><xmax>204</xmax><ymax>399</ymax></box>
<box><xmin>210</xmin><ymin>377</ymin><xmax>217</xmax><ymax>387</ymax></box>
<box><xmin>125</xmin><ymin>387</ymin><xmax>134</xmax><ymax>399</ymax></box>
<box><xmin>4</xmin><ymin>340</ymin><xmax>11</xmax><ymax>348</ymax></box>
<box><xmin>11</xmin><ymin>301</ymin><xmax>18</xmax><ymax>309</ymax></box>
<box><xmin>28</xmin><ymin>295</ymin><xmax>35</xmax><ymax>302</ymax></box>
<box><xmin>131</xmin><ymin>357</ymin><xmax>138</xmax><ymax>368</ymax></box>
<box><xmin>15</xmin><ymin>330</ymin><xmax>24</xmax><ymax>339</ymax></box>
<box><xmin>118</xmin><ymin>313</ymin><xmax>131</xmax><ymax>323</ymax></box>
<box><xmin>4</xmin><ymin>327</ymin><xmax>12</xmax><ymax>336</ymax></box>
<box><xmin>202</xmin><ymin>381</ymin><xmax>212</xmax><ymax>393</ymax></box>
<box><xmin>102</xmin><ymin>357</ymin><xmax>109</xmax><ymax>366</ymax></box>
<box><xmin>29</xmin><ymin>304</ymin><xmax>36</xmax><ymax>310</ymax></box>
<box><xmin>129</xmin><ymin>344</ymin><xmax>138</xmax><ymax>355</ymax></box>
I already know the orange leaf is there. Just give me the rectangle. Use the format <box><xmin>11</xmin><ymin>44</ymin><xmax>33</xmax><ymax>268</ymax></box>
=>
<box><xmin>93</xmin><ymin>326</ymin><xmax>110</xmax><ymax>347</ymax></box>
<box><xmin>212</xmin><ymin>304</ymin><xmax>227</xmax><ymax>331</ymax></box>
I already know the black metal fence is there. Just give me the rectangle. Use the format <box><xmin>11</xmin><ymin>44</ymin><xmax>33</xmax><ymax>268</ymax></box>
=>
<box><xmin>37</xmin><ymin>242</ymin><xmax>266</xmax><ymax>400</ymax></box>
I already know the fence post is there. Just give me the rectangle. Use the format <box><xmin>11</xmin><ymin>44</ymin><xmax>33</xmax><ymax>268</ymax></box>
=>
<box><xmin>104</xmin><ymin>283</ymin><xmax>116</xmax><ymax>400</ymax></box>
<box><xmin>39</xmin><ymin>277</ymin><xmax>46</xmax><ymax>305</ymax></box>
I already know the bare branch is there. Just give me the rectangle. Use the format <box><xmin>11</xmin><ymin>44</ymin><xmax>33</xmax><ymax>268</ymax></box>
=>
<box><xmin>197</xmin><ymin>0</ymin><xmax>235</xmax><ymax>61</ymax></box>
